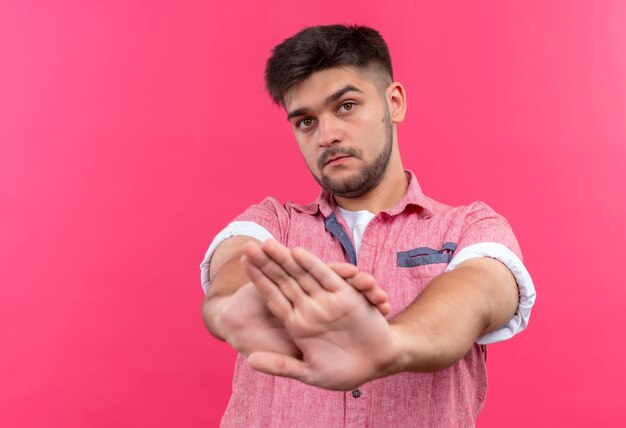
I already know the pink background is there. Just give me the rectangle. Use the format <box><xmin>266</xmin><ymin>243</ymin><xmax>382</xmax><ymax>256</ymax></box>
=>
<box><xmin>1</xmin><ymin>1</ymin><xmax>625</xmax><ymax>426</ymax></box>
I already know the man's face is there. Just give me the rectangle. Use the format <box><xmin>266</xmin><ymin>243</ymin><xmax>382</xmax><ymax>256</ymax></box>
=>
<box><xmin>283</xmin><ymin>67</ymin><xmax>394</xmax><ymax>199</ymax></box>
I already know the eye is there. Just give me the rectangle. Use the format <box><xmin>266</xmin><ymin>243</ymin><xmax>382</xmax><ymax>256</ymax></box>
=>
<box><xmin>297</xmin><ymin>118</ymin><xmax>315</xmax><ymax>129</ymax></box>
<box><xmin>339</xmin><ymin>102</ymin><xmax>355</xmax><ymax>113</ymax></box>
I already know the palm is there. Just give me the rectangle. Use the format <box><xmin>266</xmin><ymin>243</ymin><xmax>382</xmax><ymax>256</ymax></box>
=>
<box><xmin>282</xmin><ymin>286</ymin><xmax>395</xmax><ymax>390</ymax></box>
<box><xmin>219</xmin><ymin>282</ymin><xmax>299</xmax><ymax>357</ymax></box>
<box><xmin>241</xmin><ymin>241</ymin><xmax>398</xmax><ymax>391</ymax></box>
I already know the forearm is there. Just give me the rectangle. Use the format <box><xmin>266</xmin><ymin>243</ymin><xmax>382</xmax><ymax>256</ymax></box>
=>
<box><xmin>202</xmin><ymin>236</ymin><xmax>259</xmax><ymax>340</ymax></box>
<box><xmin>203</xmin><ymin>258</ymin><xmax>251</xmax><ymax>340</ymax></box>
<box><xmin>387</xmin><ymin>257</ymin><xmax>518</xmax><ymax>373</ymax></box>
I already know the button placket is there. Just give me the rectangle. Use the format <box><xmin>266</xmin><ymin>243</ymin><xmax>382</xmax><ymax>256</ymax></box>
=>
<box><xmin>345</xmin><ymin>385</ymin><xmax>368</xmax><ymax>427</ymax></box>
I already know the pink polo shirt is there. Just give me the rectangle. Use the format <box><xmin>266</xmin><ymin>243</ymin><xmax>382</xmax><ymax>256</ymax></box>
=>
<box><xmin>202</xmin><ymin>171</ymin><xmax>535</xmax><ymax>427</ymax></box>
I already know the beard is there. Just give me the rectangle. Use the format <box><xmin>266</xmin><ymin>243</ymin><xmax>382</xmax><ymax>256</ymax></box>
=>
<box><xmin>313</xmin><ymin>113</ymin><xmax>393</xmax><ymax>199</ymax></box>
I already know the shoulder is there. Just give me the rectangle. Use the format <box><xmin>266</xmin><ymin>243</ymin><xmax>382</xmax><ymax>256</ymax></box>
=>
<box><xmin>420</xmin><ymin>195</ymin><xmax>506</xmax><ymax>224</ymax></box>
<box><xmin>415</xmin><ymin>196</ymin><xmax>520</xmax><ymax>253</ymax></box>
<box><xmin>232</xmin><ymin>196</ymin><xmax>320</xmax><ymax>236</ymax></box>
<box><xmin>236</xmin><ymin>196</ymin><xmax>319</xmax><ymax>219</ymax></box>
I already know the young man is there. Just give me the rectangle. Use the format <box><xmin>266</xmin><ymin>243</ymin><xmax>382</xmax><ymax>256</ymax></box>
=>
<box><xmin>201</xmin><ymin>25</ymin><xmax>536</xmax><ymax>427</ymax></box>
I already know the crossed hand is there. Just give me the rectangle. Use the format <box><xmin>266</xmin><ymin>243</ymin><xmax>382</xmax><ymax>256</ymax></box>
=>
<box><xmin>238</xmin><ymin>240</ymin><xmax>400</xmax><ymax>391</ymax></box>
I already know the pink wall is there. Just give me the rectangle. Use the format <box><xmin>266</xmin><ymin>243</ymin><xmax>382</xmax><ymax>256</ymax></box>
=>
<box><xmin>1</xmin><ymin>1</ymin><xmax>625</xmax><ymax>426</ymax></box>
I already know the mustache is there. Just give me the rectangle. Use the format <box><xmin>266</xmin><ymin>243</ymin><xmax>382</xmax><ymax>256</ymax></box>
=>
<box><xmin>317</xmin><ymin>147</ymin><xmax>362</xmax><ymax>170</ymax></box>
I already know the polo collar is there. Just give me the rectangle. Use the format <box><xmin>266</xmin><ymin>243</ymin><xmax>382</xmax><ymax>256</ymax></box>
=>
<box><xmin>291</xmin><ymin>170</ymin><xmax>434</xmax><ymax>219</ymax></box>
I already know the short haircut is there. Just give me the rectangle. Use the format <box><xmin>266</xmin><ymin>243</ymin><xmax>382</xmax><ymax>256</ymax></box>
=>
<box><xmin>265</xmin><ymin>25</ymin><xmax>394</xmax><ymax>105</ymax></box>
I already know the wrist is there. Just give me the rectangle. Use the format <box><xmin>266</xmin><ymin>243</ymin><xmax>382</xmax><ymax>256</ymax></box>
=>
<box><xmin>381</xmin><ymin>323</ymin><xmax>416</xmax><ymax>374</ymax></box>
<box><xmin>386</xmin><ymin>321</ymin><xmax>446</xmax><ymax>373</ymax></box>
<box><xmin>202</xmin><ymin>293</ymin><xmax>231</xmax><ymax>341</ymax></box>
<box><xmin>356</xmin><ymin>323</ymin><xmax>413</xmax><ymax>384</ymax></box>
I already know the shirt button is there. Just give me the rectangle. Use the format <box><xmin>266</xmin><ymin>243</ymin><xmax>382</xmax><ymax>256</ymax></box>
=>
<box><xmin>351</xmin><ymin>389</ymin><xmax>361</xmax><ymax>398</ymax></box>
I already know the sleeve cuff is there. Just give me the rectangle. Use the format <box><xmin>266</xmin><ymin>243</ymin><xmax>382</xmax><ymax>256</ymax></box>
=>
<box><xmin>199</xmin><ymin>221</ymin><xmax>275</xmax><ymax>293</ymax></box>
<box><xmin>445</xmin><ymin>242</ymin><xmax>536</xmax><ymax>345</ymax></box>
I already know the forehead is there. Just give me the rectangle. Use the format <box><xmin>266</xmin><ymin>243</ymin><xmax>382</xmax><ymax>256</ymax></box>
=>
<box><xmin>283</xmin><ymin>67</ymin><xmax>380</xmax><ymax>112</ymax></box>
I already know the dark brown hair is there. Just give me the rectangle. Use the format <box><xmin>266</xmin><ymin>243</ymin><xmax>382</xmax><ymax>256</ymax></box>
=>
<box><xmin>265</xmin><ymin>25</ymin><xmax>393</xmax><ymax>105</ymax></box>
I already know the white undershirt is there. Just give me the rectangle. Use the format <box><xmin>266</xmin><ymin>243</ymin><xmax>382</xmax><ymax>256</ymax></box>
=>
<box><xmin>337</xmin><ymin>207</ymin><xmax>376</xmax><ymax>256</ymax></box>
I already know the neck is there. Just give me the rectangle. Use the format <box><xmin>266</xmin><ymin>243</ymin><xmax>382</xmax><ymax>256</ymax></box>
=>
<box><xmin>334</xmin><ymin>161</ymin><xmax>408</xmax><ymax>213</ymax></box>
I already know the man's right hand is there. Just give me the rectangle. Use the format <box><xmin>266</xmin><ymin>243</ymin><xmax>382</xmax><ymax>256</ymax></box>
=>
<box><xmin>204</xmin><ymin>281</ymin><xmax>300</xmax><ymax>357</ymax></box>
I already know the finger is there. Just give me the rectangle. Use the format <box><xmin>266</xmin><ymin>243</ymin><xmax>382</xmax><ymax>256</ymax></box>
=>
<box><xmin>262</xmin><ymin>240</ymin><xmax>323</xmax><ymax>296</ymax></box>
<box><xmin>328</xmin><ymin>262</ymin><xmax>359</xmax><ymax>279</ymax></box>
<box><xmin>244</xmin><ymin>241</ymin><xmax>306</xmax><ymax>305</ymax></box>
<box><xmin>345</xmin><ymin>272</ymin><xmax>392</xmax><ymax>316</ymax></box>
<box><xmin>291</xmin><ymin>247</ymin><xmax>346</xmax><ymax>292</ymax></box>
<box><xmin>329</xmin><ymin>263</ymin><xmax>391</xmax><ymax>314</ymax></box>
<box><xmin>241</xmin><ymin>255</ymin><xmax>292</xmax><ymax>321</ymax></box>
<box><xmin>247</xmin><ymin>351</ymin><xmax>312</xmax><ymax>385</ymax></box>
<box><xmin>370</xmin><ymin>299</ymin><xmax>391</xmax><ymax>316</ymax></box>
<box><xmin>347</xmin><ymin>272</ymin><xmax>387</xmax><ymax>303</ymax></box>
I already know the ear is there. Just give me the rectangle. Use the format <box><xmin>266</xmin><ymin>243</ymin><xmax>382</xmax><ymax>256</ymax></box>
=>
<box><xmin>386</xmin><ymin>82</ymin><xmax>407</xmax><ymax>123</ymax></box>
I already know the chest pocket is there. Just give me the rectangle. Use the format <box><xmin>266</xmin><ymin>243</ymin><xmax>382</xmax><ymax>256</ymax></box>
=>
<box><xmin>396</xmin><ymin>242</ymin><xmax>457</xmax><ymax>267</ymax></box>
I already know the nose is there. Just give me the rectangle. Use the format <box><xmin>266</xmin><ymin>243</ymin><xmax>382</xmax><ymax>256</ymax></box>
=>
<box><xmin>316</xmin><ymin>115</ymin><xmax>342</xmax><ymax>148</ymax></box>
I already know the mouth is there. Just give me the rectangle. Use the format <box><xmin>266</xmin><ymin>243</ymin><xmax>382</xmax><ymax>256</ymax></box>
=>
<box><xmin>324</xmin><ymin>154</ymin><xmax>351</xmax><ymax>166</ymax></box>
<box><xmin>318</xmin><ymin>147</ymin><xmax>361</xmax><ymax>171</ymax></box>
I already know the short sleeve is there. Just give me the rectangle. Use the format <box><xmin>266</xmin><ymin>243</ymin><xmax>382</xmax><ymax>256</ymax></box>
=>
<box><xmin>231</xmin><ymin>197</ymin><xmax>291</xmax><ymax>242</ymax></box>
<box><xmin>446</xmin><ymin>202</ymin><xmax>536</xmax><ymax>344</ymax></box>
<box><xmin>199</xmin><ymin>197</ymin><xmax>290</xmax><ymax>293</ymax></box>
<box><xmin>455</xmin><ymin>202</ymin><xmax>522</xmax><ymax>258</ymax></box>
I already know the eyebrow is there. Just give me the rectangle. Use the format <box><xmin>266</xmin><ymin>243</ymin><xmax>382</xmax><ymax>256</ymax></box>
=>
<box><xmin>286</xmin><ymin>85</ymin><xmax>363</xmax><ymax>121</ymax></box>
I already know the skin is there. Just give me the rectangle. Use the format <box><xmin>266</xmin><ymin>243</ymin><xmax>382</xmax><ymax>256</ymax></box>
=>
<box><xmin>283</xmin><ymin>66</ymin><xmax>409</xmax><ymax>213</ymax></box>
<box><xmin>203</xmin><ymin>236</ymin><xmax>391</xmax><ymax>358</ymax></box>
<box><xmin>242</xmin><ymin>240</ymin><xmax>517</xmax><ymax>390</ymax></box>
<box><xmin>203</xmin><ymin>66</ymin><xmax>519</xmax><ymax>391</ymax></box>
